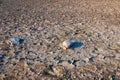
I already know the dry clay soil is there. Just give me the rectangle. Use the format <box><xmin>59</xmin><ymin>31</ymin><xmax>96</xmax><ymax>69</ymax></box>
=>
<box><xmin>0</xmin><ymin>0</ymin><xmax>120</xmax><ymax>80</ymax></box>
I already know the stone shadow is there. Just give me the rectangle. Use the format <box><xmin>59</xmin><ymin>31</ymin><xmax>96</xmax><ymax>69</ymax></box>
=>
<box><xmin>70</xmin><ymin>42</ymin><xmax>83</xmax><ymax>50</ymax></box>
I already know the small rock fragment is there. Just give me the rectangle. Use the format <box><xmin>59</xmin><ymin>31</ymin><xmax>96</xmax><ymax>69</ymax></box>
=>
<box><xmin>111</xmin><ymin>75</ymin><xmax>116</xmax><ymax>80</ymax></box>
<box><xmin>54</xmin><ymin>56</ymin><xmax>61</xmax><ymax>61</ymax></box>
<box><xmin>68</xmin><ymin>60</ymin><xmax>72</xmax><ymax>64</ymax></box>
<box><xmin>61</xmin><ymin>40</ymin><xmax>73</xmax><ymax>50</ymax></box>
<box><xmin>19</xmin><ymin>58</ymin><xmax>25</xmax><ymax>61</ymax></box>
<box><xmin>27</xmin><ymin>61</ymin><xmax>33</xmax><ymax>65</ymax></box>
<box><xmin>89</xmin><ymin>57</ymin><xmax>96</xmax><ymax>63</ymax></box>
<box><xmin>0</xmin><ymin>54</ymin><xmax>6</xmax><ymax>61</ymax></box>
<box><xmin>14</xmin><ymin>51</ymin><xmax>21</xmax><ymax>55</ymax></box>
<box><xmin>10</xmin><ymin>38</ymin><xmax>24</xmax><ymax>45</ymax></box>
<box><xmin>100</xmin><ymin>77</ymin><xmax>105</xmax><ymax>80</ymax></box>
<box><xmin>30</xmin><ymin>68</ymin><xmax>35</xmax><ymax>72</ymax></box>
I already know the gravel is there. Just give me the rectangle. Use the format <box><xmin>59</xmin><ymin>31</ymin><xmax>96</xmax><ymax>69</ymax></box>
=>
<box><xmin>0</xmin><ymin>0</ymin><xmax>120</xmax><ymax>79</ymax></box>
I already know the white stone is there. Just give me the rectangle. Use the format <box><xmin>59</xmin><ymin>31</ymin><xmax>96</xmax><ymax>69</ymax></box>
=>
<box><xmin>62</xmin><ymin>40</ymin><xmax>73</xmax><ymax>50</ymax></box>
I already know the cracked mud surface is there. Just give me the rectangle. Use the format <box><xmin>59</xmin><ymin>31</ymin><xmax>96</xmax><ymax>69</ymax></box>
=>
<box><xmin>0</xmin><ymin>0</ymin><xmax>120</xmax><ymax>80</ymax></box>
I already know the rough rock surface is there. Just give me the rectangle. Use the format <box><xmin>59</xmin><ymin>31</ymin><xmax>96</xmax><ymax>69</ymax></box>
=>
<box><xmin>0</xmin><ymin>0</ymin><xmax>120</xmax><ymax>79</ymax></box>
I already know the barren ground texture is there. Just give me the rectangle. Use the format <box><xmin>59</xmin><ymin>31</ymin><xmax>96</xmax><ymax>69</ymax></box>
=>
<box><xmin>0</xmin><ymin>0</ymin><xmax>120</xmax><ymax>80</ymax></box>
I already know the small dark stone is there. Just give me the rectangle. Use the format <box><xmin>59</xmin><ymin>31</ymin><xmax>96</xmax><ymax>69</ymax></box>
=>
<box><xmin>100</xmin><ymin>78</ymin><xmax>105</xmax><ymax>80</ymax></box>
<box><xmin>83</xmin><ymin>31</ymin><xmax>86</xmax><ymax>34</ymax></box>
<box><xmin>43</xmin><ymin>71</ymin><xmax>50</xmax><ymax>76</ymax></box>
<box><xmin>74</xmin><ymin>32</ymin><xmax>78</xmax><ymax>35</ymax></box>
<box><xmin>35</xmin><ymin>56</ymin><xmax>41</xmax><ymax>61</ymax></box>
<box><xmin>19</xmin><ymin>38</ymin><xmax>24</xmax><ymax>44</ymax></box>
<box><xmin>94</xmin><ymin>47</ymin><xmax>98</xmax><ymax>51</ymax></box>
<box><xmin>19</xmin><ymin>46</ymin><xmax>24</xmax><ymax>49</ymax></box>
<box><xmin>89</xmin><ymin>57</ymin><xmax>95</xmax><ymax>63</ymax></box>
<box><xmin>47</xmin><ymin>45</ymin><xmax>51</xmax><ymax>48</ymax></box>
<box><xmin>33</xmin><ymin>43</ymin><xmax>37</xmax><ymax>45</ymax></box>
<box><xmin>10</xmin><ymin>38</ymin><xmax>24</xmax><ymax>45</ymax></box>
<box><xmin>4</xmin><ymin>74</ymin><xmax>7</xmax><ymax>76</ymax></box>
<box><xmin>94</xmin><ymin>77</ymin><xmax>98</xmax><ymax>80</ymax></box>
<box><xmin>14</xmin><ymin>23</ymin><xmax>19</xmax><ymax>29</ymax></box>
<box><xmin>27</xmin><ymin>51</ymin><xmax>36</xmax><ymax>55</ymax></box>
<box><xmin>68</xmin><ymin>60</ymin><xmax>72</xmax><ymax>64</ymax></box>
<box><xmin>27</xmin><ymin>62</ymin><xmax>33</xmax><ymax>65</ymax></box>
<box><xmin>0</xmin><ymin>54</ymin><xmax>6</xmax><ymax>61</ymax></box>
<box><xmin>4</xmin><ymin>47</ymin><xmax>11</xmax><ymax>51</ymax></box>
<box><xmin>58</xmin><ymin>60</ymin><xmax>63</xmax><ymax>63</ymax></box>
<box><xmin>0</xmin><ymin>60</ymin><xmax>4</xmax><ymax>62</ymax></box>
<box><xmin>30</xmin><ymin>68</ymin><xmax>35</xmax><ymax>72</ymax></box>
<box><xmin>19</xmin><ymin>58</ymin><xmax>25</xmax><ymax>61</ymax></box>
<box><xmin>40</xmin><ymin>42</ymin><xmax>43</xmax><ymax>45</ymax></box>
<box><xmin>49</xmin><ymin>63</ymin><xmax>53</xmax><ymax>71</ymax></box>
<box><xmin>87</xmin><ymin>34</ymin><xmax>92</xmax><ymax>37</ymax></box>
<box><xmin>54</xmin><ymin>56</ymin><xmax>61</xmax><ymax>61</ymax></box>
<box><xmin>98</xmin><ymin>33</ymin><xmax>101</xmax><ymax>37</ymax></box>
<box><xmin>72</xmin><ymin>60</ymin><xmax>78</xmax><ymax>65</ymax></box>
<box><xmin>14</xmin><ymin>51</ymin><xmax>21</xmax><ymax>55</ymax></box>
<box><xmin>36</xmin><ymin>35</ymin><xmax>41</xmax><ymax>39</ymax></box>
<box><xmin>31</xmin><ymin>28</ymin><xmax>37</xmax><ymax>33</ymax></box>
<box><xmin>112</xmin><ymin>75</ymin><xmax>116</xmax><ymax>80</ymax></box>
<box><xmin>13</xmin><ymin>63</ymin><xmax>17</xmax><ymax>66</ymax></box>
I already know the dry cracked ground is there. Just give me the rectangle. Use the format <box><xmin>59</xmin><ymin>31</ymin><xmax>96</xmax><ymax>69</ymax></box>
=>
<box><xmin>0</xmin><ymin>0</ymin><xmax>120</xmax><ymax>80</ymax></box>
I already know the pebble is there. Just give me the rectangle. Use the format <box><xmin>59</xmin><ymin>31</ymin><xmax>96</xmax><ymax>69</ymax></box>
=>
<box><xmin>27</xmin><ymin>62</ymin><xmax>33</xmax><ymax>66</ymax></box>
<box><xmin>68</xmin><ymin>60</ymin><xmax>72</xmax><ymax>64</ymax></box>
<box><xmin>89</xmin><ymin>57</ymin><xmax>95</xmax><ymax>63</ymax></box>
<box><xmin>58</xmin><ymin>60</ymin><xmax>63</xmax><ymax>63</ymax></box>
<box><xmin>14</xmin><ymin>51</ymin><xmax>21</xmax><ymax>55</ymax></box>
<box><xmin>111</xmin><ymin>75</ymin><xmax>116</xmax><ymax>80</ymax></box>
<box><xmin>30</xmin><ymin>68</ymin><xmax>35</xmax><ymax>72</ymax></box>
<box><xmin>61</xmin><ymin>40</ymin><xmax>73</xmax><ymax>50</ymax></box>
<box><xmin>0</xmin><ymin>54</ymin><xmax>6</xmax><ymax>61</ymax></box>
<box><xmin>10</xmin><ymin>38</ymin><xmax>24</xmax><ymax>45</ymax></box>
<box><xmin>100</xmin><ymin>77</ymin><xmax>105</xmax><ymax>80</ymax></box>
<box><xmin>54</xmin><ymin>56</ymin><xmax>61</xmax><ymax>61</ymax></box>
<box><xmin>19</xmin><ymin>58</ymin><xmax>25</xmax><ymax>61</ymax></box>
<box><xmin>35</xmin><ymin>56</ymin><xmax>41</xmax><ymax>61</ymax></box>
<box><xmin>13</xmin><ymin>63</ymin><xmax>17</xmax><ymax>66</ymax></box>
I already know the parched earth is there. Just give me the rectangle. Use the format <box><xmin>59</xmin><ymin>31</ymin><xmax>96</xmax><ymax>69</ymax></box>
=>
<box><xmin>0</xmin><ymin>0</ymin><xmax>120</xmax><ymax>80</ymax></box>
